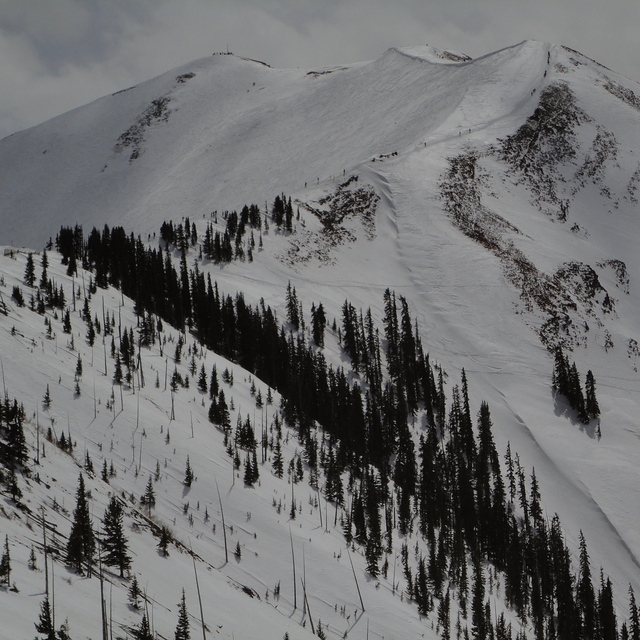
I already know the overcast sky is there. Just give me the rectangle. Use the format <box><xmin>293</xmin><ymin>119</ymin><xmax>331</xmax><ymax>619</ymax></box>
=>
<box><xmin>1</xmin><ymin>0</ymin><xmax>638</xmax><ymax>139</ymax></box>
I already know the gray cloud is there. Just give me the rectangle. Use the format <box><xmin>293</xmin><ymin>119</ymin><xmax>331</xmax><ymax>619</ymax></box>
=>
<box><xmin>1</xmin><ymin>0</ymin><xmax>638</xmax><ymax>139</ymax></box>
<box><xmin>0</xmin><ymin>0</ymin><xmax>163</xmax><ymax>72</ymax></box>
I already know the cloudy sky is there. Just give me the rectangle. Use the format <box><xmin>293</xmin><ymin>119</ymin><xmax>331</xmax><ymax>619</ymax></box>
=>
<box><xmin>1</xmin><ymin>0</ymin><xmax>638</xmax><ymax>139</ymax></box>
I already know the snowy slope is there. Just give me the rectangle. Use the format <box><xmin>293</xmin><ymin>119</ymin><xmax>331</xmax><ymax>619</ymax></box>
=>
<box><xmin>2</xmin><ymin>39</ymin><xmax>640</xmax><ymax>637</ymax></box>
<box><xmin>0</xmin><ymin>250</ymin><xmax>441</xmax><ymax>640</ymax></box>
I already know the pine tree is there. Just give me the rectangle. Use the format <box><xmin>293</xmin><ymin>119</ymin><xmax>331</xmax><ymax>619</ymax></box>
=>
<box><xmin>0</xmin><ymin>535</ymin><xmax>10</xmax><ymax>587</ymax></box>
<box><xmin>158</xmin><ymin>526</ymin><xmax>171</xmax><ymax>557</ymax></box>
<box><xmin>102</xmin><ymin>496</ymin><xmax>131</xmax><ymax>577</ymax></box>
<box><xmin>569</xmin><ymin>362</ymin><xmax>587</xmax><ymax>423</ymax></box>
<box><xmin>4</xmin><ymin>466</ymin><xmax>22</xmax><ymax>502</ymax></box>
<box><xmin>174</xmin><ymin>588</ymin><xmax>190</xmax><ymax>640</ymax></box>
<box><xmin>62</xmin><ymin>308</ymin><xmax>72</xmax><ymax>333</ymax></box>
<box><xmin>629</xmin><ymin>585</ymin><xmax>640</xmax><ymax>640</ymax></box>
<box><xmin>7</xmin><ymin>408</ymin><xmax>28</xmax><ymax>466</ymax></box>
<box><xmin>84</xmin><ymin>450</ymin><xmax>93</xmax><ymax>473</ymax></box>
<box><xmin>57</xmin><ymin>619</ymin><xmax>72</xmax><ymax>640</ymax></box>
<box><xmin>438</xmin><ymin>588</ymin><xmax>451</xmax><ymax>640</ymax></box>
<box><xmin>66</xmin><ymin>473</ymin><xmax>95</xmax><ymax>575</ymax></box>
<box><xmin>129</xmin><ymin>574</ymin><xmax>141</xmax><ymax>609</ymax></box>
<box><xmin>286</xmin><ymin>281</ymin><xmax>300</xmax><ymax>330</ymax></box>
<box><xmin>39</xmin><ymin>249</ymin><xmax>48</xmax><ymax>289</ymax></box>
<box><xmin>34</xmin><ymin>596</ymin><xmax>56</xmax><ymax>640</ymax></box>
<box><xmin>244</xmin><ymin>453</ymin><xmax>255</xmax><ymax>486</ymax></box>
<box><xmin>495</xmin><ymin>613</ymin><xmax>511</xmax><ymax>640</ymax></box>
<box><xmin>598</xmin><ymin>573</ymin><xmax>617</xmax><ymax>640</ymax></box>
<box><xmin>272</xmin><ymin>437</ymin><xmax>284</xmax><ymax>478</ymax></box>
<box><xmin>43</xmin><ymin>384</ymin><xmax>51</xmax><ymax>409</ymax></box>
<box><xmin>471</xmin><ymin>558</ymin><xmax>486</xmax><ymax>640</ymax></box>
<box><xmin>67</xmin><ymin>251</ymin><xmax>77</xmax><ymax>276</ymax></box>
<box><xmin>197</xmin><ymin>364</ymin><xmax>208</xmax><ymax>393</ymax></box>
<box><xmin>136</xmin><ymin>613</ymin><xmax>154</xmax><ymax>640</ymax></box>
<box><xmin>29</xmin><ymin>545</ymin><xmax>38</xmax><ymax>570</ymax></box>
<box><xmin>311</xmin><ymin>302</ymin><xmax>326</xmax><ymax>347</ymax></box>
<box><xmin>184</xmin><ymin>456</ymin><xmax>193</xmax><ymax>487</ymax></box>
<box><xmin>209</xmin><ymin>364</ymin><xmax>219</xmax><ymax>399</ymax></box>
<box><xmin>577</xmin><ymin>531</ymin><xmax>596</xmax><ymax>640</ymax></box>
<box><xmin>552</xmin><ymin>347</ymin><xmax>568</xmax><ymax>393</ymax></box>
<box><xmin>24</xmin><ymin>252</ymin><xmax>36</xmax><ymax>287</ymax></box>
<box><xmin>143</xmin><ymin>475</ymin><xmax>155</xmax><ymax>513</ymax></box>
<box><xmin>114</xmin><ymin>353</ymin><xmax>123</xmax><ymax>384</ymax></box>
<box><xmin>585</xmin><ymin>370</ymin><xmax>600</xmax><ymax>420</ymax></box>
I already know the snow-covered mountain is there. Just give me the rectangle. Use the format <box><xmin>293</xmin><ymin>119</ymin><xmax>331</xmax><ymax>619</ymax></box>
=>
<box><xmin>2</xmin><ymin>40</ymin><xmax>640</xmax><ymax>638</ymax></box>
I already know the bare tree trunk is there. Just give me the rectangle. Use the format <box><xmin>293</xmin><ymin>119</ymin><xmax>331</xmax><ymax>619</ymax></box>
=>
<box><xmin>290</xmin><ymin>528</ymin><xmax>297</xmax><ymax>611</ymax></box>
<box><xmin>215</xmin><ymin>477</ymin><xmax>228</xmax><ymax>564</ymax></box>
<box><xmin>347</xmin><ymin>549</ymin><xmax>365</xmax><ymax>612</ymax></box>
<box><xmin>191</xmin><ymin>547</ymin><xmax>207</xmax><ymax>640</ymax></box>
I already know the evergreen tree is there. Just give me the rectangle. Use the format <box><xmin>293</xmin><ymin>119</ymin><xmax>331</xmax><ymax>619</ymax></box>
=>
<box><xmin>568</xmin><ymin>361</ymin><xmax>587</xmax><ymax>422</ymax></box>
<box><xmin>7</xmin><ymin>408</ymin><xmax>28</xmax><ymax>466</ymax></box>
<box><xmin>577</xmin><ymin>531</ymin><xmax>596</xmax><ymax>640</ymax></box>
<box><xmin>365</xmin><ymin>533</ymin><xmax>381</xmax><ymax>578</ymax></box>
<box><xmin>158</xmin><ymin>526</ymin><xmax>171</xmax><ymax>557</ymax></box>
<box><xmin>552</xmin><ymin>347</ymin><xmax>569</xmax><ymax>393</ymax></box>
<box><xmin>382</xmin><ymin>288</ymin><xmax>399</xmax><ymax>380</ymax></box>
<box><xmin>66</xmin><ymin>474</ymin><xmax>95</xmax><ymax>575</ymax></box>
<box><xmin>286</xmin><ymin>282</ymin><xmax>300</xmax><ymax>330</ymax></box>
<box><xmin>184</xmin><ymin>456</ymin><xmax>193</xmax><ymax>487</ymax></box>
<box><xmin>24</xmin><ymin>252</ymin><xmax>36</xmax><ymax>287</ymax></box>
<box><xmin>43</xmin><ymin>384</ymin><xmax>51</xmax><ymax>409</ymax></box>
<box><xmin>244</xmin><ymin>451</ymin><xmax>259</xmax><ymax>486</ymax></box>
<box><xmin>102</xmin><ymin>496</ymin><xmax>131</xmax><ymax>577</ymax></box>
<box><xmin>86</xmin><ymin>319</ymin><xmax>96</xmax><ymax>346</ymax></box>
<box><xmin>39</xmin><ymin>249</ymin><xmax>48</xmax><ymax>289</ymax></box>
<box><xmin>585</xmin><ymin>370</ymin><xmax>600</xmax><ymax>420</ymax></box>
<box><xmin>629</xmin><ymin>585</ymin><xmax>640</xmax><ymax>640</ymax></box>
<box><xmin>34</xmin><ymin>596</ymin><xmax>56</xmax><ymax>640</ymax></box>
<box><xmin>29</xmin><ymin>545</ymin><xmax>38</xmax><ymax>570</ymax></box>
<box><xmin>0</xmin><ymin>535</ymin><xmax>10</xmax><ymax>587</ymax></box>
<box><xmin>62</xmin><ymin>308</ymin><xmax>72</xmax><ymax>334</ymax></box>
<box><xmin>143</xmin><ymin>475</ymin><xmax>156</xmax><ymax>513</ymax></box>
<box><xmin>438</xmin><ymin>589</ymin><xmax>451</xmax><ymax>640</ymax></box>
<box><xmin>4</xmin><ymin>466</ymin><xmax>22</xmax><ymax>502</ymax></box>
<box><xmin>174</xmin><ymin>588</ymin><xmax>190</xmax><ymax>640</ymax></box>
<box><xmin>129</xmin><ymin>574</ymin><xmax>141</xmax><ymax>609</ymax></box>
<box><xmin>471</xmin><ymin>559</ymin><xmax>486</xmax><ymax>640</ymax></box>
<box><xmin>209</xmin><ymin>364</ymin><xmax>219</xmax><ymax>399</ymax></box>
<box><xmin>114</xmin><ymin>353</ymin><xmax>123</xmax><ymax>384</ymax></box>
<box><xmin>136</xmin><ymin>613</ymin><xmax>154</xmax><ymax>640</ymax></box>
<box><xmin>67</xmin><ymin>250</ymin><xmax>77</xmax><ymax>276</ymax></box>
<box><xmin>598</xmin><ymin>573</ymin><xmax>617</xmax><ymax>640</ymax></box>
<box><xmin>311</xmin><ymin>302</ymin><xmax>326</xmax><ymax>347</ymax></box>
<box><xmin>197</xmin><ymin>364</ymin><xmax>208</xmax><ymax>393</ymax></box>
<box><xmin>272</xmin><ymin>437</ymin><xmax>284</xmax><ymax>478</ymax></box>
